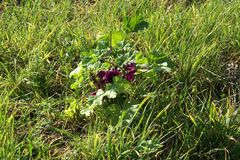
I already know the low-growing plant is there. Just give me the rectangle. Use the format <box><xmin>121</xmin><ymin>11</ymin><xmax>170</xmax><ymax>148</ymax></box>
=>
<box><xmin>65</xmin><ymin>16</ymin><xmax>174</xmax><ymax>126</ymax></box>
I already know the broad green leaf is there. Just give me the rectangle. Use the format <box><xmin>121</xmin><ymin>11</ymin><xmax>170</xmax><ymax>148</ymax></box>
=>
<box><xmin>136</xmin><ymin>52</ymin><xmax>148</xmax><ymax>64</ymax></box>
<box><xmin>123</xmin><ymin>15</ymin><xmax>149</xmax><ymax>32</ymax></box>
<box><xmin>70</xmin><ymin>62</ymin><xmax>83</xmax><ymax>79</ymax></box>
<box><xmin>98</xmin><ymin>40</ymin><xmax>109</xmax><ymax>49</ymax></box>
<box><xmin>81</xmin><ymin>99</ymin><xmax>102</xmax><ymax>116</ymax></box>
<box><xmin>96</xmin><ymin>89</ymin><xmax>104</xmax><ymax>96</ymax></box>
<box><xmin>106</xmin><ymin>76</ymin><xmax>132</xmax><ymax>94</ymax></box>
<box><xmin>133</xmin><ymin>20</ymin><xmax>149</xmax><ymax>32</ymax></box>
<box><xmin>111</xmin><ymin>31</ymin><xmax>125</xmax><ymax>48</ymax></box>
<box><xmin>121</xmin><ymin>102</ymin><xmax>138</xmax><ymax>124</ymax></box>
<box><xmin>91</xmin><ymin>89</ymin><xmax>105</xmax><ymax>106</ymax></box>
<box><xmin>70</xmin><ymin>77</ymin><xmax>83</xmax><ymax>89</ymax></box>
<box><xmin>84</xmin><ymin>89</ymin><xmax>117</xmax><ymax>117</ymax></box>
<box><xmin>156</xmin><ymin>57</ymin><xmax>175</xmax><ymax>70</ymax></box>
<box><xmin>97</xmin><ymin>34</ymin><xmax>109</xmax><ymax>49</ymax></box>
<box><xmin>105</xmin><ymin>89</ymin><xmax>117</xmax><ymax>98</ymax></box>
<box><xmin>154</xmin><ymin>62</ymin><xmax>172</xmax><ymax>73</ymax></box>
<box><xmin>80</xmin><ymin>107</ymin><xmax>91</xmax><ymax>117</ymax></box>
<box><xmin>104</xmin><ymin>104</ymin><xmax>121</xmax><ymax>126</ymax></box>
<box><xmin>141</xmin><ymin>69</ymin><xmax>157</xmax><ymax>84</ymax></box>
<box><xmin>81</xmin><ymin>89</ymin><xmax>118</xmax><ymax>117</ymax></box>
<box><xmin>149</xmin><ymin>51</ymin><xmax>175</xmax><ymax>69</ymax></box>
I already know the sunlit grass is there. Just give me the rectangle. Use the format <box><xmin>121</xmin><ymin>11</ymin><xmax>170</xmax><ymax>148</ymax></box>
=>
<box><xmin>0</xmin><ymin>0</ymin><xmax>239</xmax><ymax>159</ymax></box>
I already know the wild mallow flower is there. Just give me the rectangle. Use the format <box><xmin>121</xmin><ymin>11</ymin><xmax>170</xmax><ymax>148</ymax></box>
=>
<box><xmin>97</xmin><ymin>69</ymin><xmax>121</xmax><ymax>85</ymax></box>
<box><xmin>91</xmin><ymin>63</ymin><xmax>137</xmax><ymax>96</ymax></box>
<box><xmin>91</xmin><ymin>70</ymin><xmax>120</xmax><ymax>96</ymax></box>
<box><xmin>124</xmin><ymin>62</ymin><xmax>136</xmax><ymax>81</ymax></box>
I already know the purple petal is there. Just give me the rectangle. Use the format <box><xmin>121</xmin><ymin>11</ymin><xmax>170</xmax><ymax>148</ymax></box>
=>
<box><xmin>124</xmin><ymin>72</ymin><xmax>135</xmax><ymax>81</ymax></box>
<box><xmin>97</xmin><ymin>71</ymin><xmax>107</xmax><ymax>79</ymax></box>
<box><xmin>105</xmin><ymin>70</ymin><xmax>121</xmax><ymax>83</ymax></box>
<box><xmin>97</xmin><ymin>69</ymin><xmax>121</xmax><ymax>85</ymax></box>
<box><xmin>124</xmin><ymin>62</ymin><xmax>136</xmax><ymax>81</ymax></box>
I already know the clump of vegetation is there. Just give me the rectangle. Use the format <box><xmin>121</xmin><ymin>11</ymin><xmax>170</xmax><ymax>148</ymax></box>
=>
<box><xmin>67</xmin><ymin>19</ymin><xmax>173</xmax><ymax>127</ymax></box>
<box><xmin>0</xmin><ymin>0</ymin><xmax>240</xmax><ymax>159</ymax></box>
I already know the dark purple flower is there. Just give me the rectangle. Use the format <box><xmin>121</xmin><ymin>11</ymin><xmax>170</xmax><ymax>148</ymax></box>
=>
<box><xmin>124</xmin><ymin>72</ymin><xmax>134</xmax><ymax>81</ymax></box>
<box><xmin>106</xmin><ymin>70</ymin><xmax>121</xmax><ymax>83</ymax></box>
<box><xmin>124</xmin><ymin>62</ymin><xmax>136</xmax><ymax>81</ymax></box>
<box><xmin>97</xmin><ymin>69</ymin><xmax>121</xmax><ymax>85</ymax></box>
<box><xmin>97</xmin><ymin>71</ymin><xmax>107</xmax><ymax>79</ymax></box>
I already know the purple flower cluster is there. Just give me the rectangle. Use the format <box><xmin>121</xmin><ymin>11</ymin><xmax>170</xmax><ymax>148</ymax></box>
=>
<box><xmin>91</xmin><ymin>63</ymin><xmax>137</xmax><ymax>96</ymax></box>
<box><xmin>97</xmin><ymin>69</ymin><xmax>121</xmax><ymax>84</ymax></box>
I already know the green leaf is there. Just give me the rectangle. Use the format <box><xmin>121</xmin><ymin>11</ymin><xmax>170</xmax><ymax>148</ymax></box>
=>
<box><xmin>154</xmin><ymin>62</ymin><xmax>172</xmax><ymax>73</ymax></box>
<box><xmin>148</xmin><ymin>51</ymin><xmax>175</xmax><ymax>73</ymax></box>
<box><xmin>106</xmin><ymin>76</ymin><xmax>132</xmax><ymax>94</ymax></box>
<box><xmin>105</xmin><ymin>89</ymin><xmax>117</xmax><ymax>98</ymax></box>
<box><xmin>136</xmin><ymin>52</ymin><xmax>148</xmax><ymax>64</ymax></box>
<box><xmin>97</xmin><ymin>34</ymin><xmax>109</xmax><ymax>49</ymax></box>
<box><xmin>150</xmin><ymin>51</ymin><xmax>175</xmax><ymax>68</ymax></box>
<box><xmin>82</xmin><ymin>89</ymin><xmax>118</xmax><ymax>117</ymax></box>
<box><xmin>104</xmin><ymin>104</ymin><xmax>121</xmax><ymax>126</ymax></box>
<box><xmin>157</xmin><ymin>57</ymin><xmax>175</xmax><ymax>70</ymax></box>
<box><xmin>81</xmin><ymin>50</ymin><xmax>98</xmax><ymax>65</ymax></box>
<box><xmin>133</xmin><ymin>20</ymin><xmax>149</xmax><ymax>32</ymax></box>
<box><xmin>123</xmin><ymin>15</ymin><xmax>149</xmax><ymax>32</ymax></box>
<box><xmin>70</xmin><ymin>77</ymin><xmax>83</xmax><ymax>89</ymax></box>
<box><xmin>121</xmin><ymin>102</ymin><xmax>138</xmax><ymax>124</ymax></box>
<box><xmin>70</xmin><ymin>62</ymin><xmax>85</xmax><ymax>89</ymax></box>
<box><xmin>111</xmin><ymin>31</ymin><xmax>125</xmax><ymax>48</ymax></box>
<box><xmin>70</xmin><ymin>81</ymin><xmax>78</xmax><ymax>89</ymax></box>
<box><xmin>80</xmin><ymin>106</ymin><xmax>91</xmax><ymax>116</ymax></box>
<box><xmin>92</xmin><ymin>89</ymin><xmax>105</xmax><ymax>106</ymax></box>
<box><xmin>141</xmin><ymin>69</ymin><xmax>157</xmax><ymax>84</ymax></box>
<box><xmin>70</xmin><ymin>62</ymin><xmax>83</xmax><ymax>79</ymax></box>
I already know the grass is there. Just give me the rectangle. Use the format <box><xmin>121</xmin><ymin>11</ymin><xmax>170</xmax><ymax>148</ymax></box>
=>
<box><xmin>0</xmin><ymin>0</ymin><xmax>240</xmax><ymax>159</ymax></box>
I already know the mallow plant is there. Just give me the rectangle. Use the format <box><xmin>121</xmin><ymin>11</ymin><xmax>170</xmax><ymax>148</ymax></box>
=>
<box><xmin>65</xmin><ymin>15</ymin><xmax>174</xmax><ymax>126</ymax></box>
